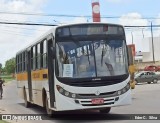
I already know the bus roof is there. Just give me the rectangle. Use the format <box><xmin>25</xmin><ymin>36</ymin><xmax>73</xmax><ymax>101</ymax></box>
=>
<box><xmin>16</xmin><ymin>22</ymin><xmax>124</xmax><ymax>55</ymax></box>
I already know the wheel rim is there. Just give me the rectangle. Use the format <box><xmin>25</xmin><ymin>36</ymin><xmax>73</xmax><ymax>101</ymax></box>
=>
<box><xmin>153</xmin><ymin>79</ymin><xmax>158</xmax><ymax>83</ymax></box>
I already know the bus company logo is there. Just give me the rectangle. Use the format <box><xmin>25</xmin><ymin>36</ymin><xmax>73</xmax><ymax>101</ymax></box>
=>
<box><xmin>92</xmin><ymin>78</ymin><xmax>101</xmax><ymax>81</ymax></box>
<box><xmin>95</xmin><ymin>91</ymin><xmax>100</xmax><ymax>96</ymax></box>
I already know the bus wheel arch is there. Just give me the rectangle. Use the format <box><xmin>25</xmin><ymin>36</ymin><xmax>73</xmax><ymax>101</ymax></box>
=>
<box><xmin>42</xmin><ymin>89</ymin><xmax>54</xmax><ymax>117</ymax></box>
<box><xmin>42</xmin><ymin>88</ymin><xmax>47</xmax><ymax>107</ymax></box>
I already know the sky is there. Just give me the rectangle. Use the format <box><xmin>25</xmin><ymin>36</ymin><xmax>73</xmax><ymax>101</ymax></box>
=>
<box><xmin>0</xmin><ymin>0</ymin><xmax>160</xmax><ymax>66</ymax></box>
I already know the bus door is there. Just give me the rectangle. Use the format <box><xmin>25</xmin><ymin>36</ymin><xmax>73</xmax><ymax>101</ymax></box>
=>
<box><xmin>47</xmin><ymin>36</ymin><xmax>55</xmax><ymax>108</ymax></box>
<box><xmin>27</xmin><ymin>50</ymin><xmax>33</xmax><ymax>102</ymax></box>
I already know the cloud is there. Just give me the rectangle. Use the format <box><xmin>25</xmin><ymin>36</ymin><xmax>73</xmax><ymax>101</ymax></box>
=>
<box><xmin>0</xmin><ymin>0</ymin><xmax>50</xmax><ymax>66</ymax></box>
<box><xmin>154</xmin><ymin>14</ymin><xmax>160</xmax><ymax>37</ymax></box>
<box><xmin>118</xmin><ymin>13</ymin><xmax>150</xmax><ymax>51</ymax></box>
<box><xmin>105</xmin><ymin>0</ymin><xmax>123</xmax><ymax>3</ymax></box>
<box><xmin>72</xmin><ymin>16</ymin><xmax>87</xmax><ymax>23</ymax></box>
<box><xmin>119</xmin><ymin>13</ymin><xmax>148</xmax><ymax>26</ymax></box>
<box><xmin>105</xmin><ymin>0</ymin><xmax>131</xmax><ymax>4</ymax></box>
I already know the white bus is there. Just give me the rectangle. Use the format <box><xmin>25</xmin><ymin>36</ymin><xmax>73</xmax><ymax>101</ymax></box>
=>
<box><xmin>16</xmin><ymin>23</ymin><xmax>132</xmax><ymax>116</ymax></box>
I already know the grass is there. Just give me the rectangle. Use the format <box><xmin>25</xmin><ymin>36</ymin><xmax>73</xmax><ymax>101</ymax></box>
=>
<box><xmin>0</xmin><ymin>120</ymin><xmax>9</xmax><ymax>123</ymax></box>
<box><xmin>0</xmin><ymin>75</ymin><xmax>15</xmax><ymax>83</ymax></box>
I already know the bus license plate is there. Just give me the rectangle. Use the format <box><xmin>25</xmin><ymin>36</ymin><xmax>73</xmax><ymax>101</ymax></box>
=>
<box><xmin>91</xmin><ymin>99</ymin><xmax>104</xmax><ymax>104</ymax></box>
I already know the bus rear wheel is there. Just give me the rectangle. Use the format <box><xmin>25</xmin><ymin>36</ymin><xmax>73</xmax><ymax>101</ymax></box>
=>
<box><xmin>45</xmin><ymin>96</ymin><xmax>54</xmax><ymax>117</ymax></box>
<box><xmin>99</xmin><ymin>107</ymin><xmax>111</xmax><ymax>114</ymax></box>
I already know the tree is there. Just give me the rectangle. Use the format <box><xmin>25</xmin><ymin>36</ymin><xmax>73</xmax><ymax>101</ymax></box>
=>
<box><xmin>5</xmin><ymin>58</ymin><xmax>16</xmax><ymax>74</ymax></box>
<box><xmin>0</xmin><ymin>63</ymin><xmax>2</xmax><ymax>74</ymax></box>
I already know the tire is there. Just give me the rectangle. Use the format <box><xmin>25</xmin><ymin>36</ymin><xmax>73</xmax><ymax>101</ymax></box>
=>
<box><xmin>135</xmin><ymin>80</ymin><xmax>138</xmax><ymax>85</ymax></box>
<box><xmin>45</xmin><ymin>95</ymin><xmax>54</xmax><ymax>117</ymax></box>
<box><xmin>153</xmin><ymin>79</ymin><xmax>158</xmax><ymax>83</ymax></box>
<box><xmin>24</xmin><ymin>89</ymin><xmax>31</xmax><ymax>108</ymax></box>
<box><xmin>147</xmin><ymin>82</ymin><xmax>151</xmax><ymax>84</ymax></box>
<box><xmin>99</xmin><ymin>107</ymin><xmax>111</xmax><ymax>114</ymax></box>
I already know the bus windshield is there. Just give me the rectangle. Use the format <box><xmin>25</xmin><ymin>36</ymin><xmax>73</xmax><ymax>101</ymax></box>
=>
<box><xmin>56</xmin><ymin>39</ymin><xmax>128</xmax><ymax>78</ymax></box>
<box><xmin>55</xmin><ymin>24</ymin><xmax>128</xmax><ymax>79</ymax></box>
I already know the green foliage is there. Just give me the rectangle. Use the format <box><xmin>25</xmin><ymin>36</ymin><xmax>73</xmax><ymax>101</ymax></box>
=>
<box><xmin>0</xmin><ymin>63</ymin><xmax>2</xmax><ymax>69</ymax></box>
<box><xmin>5</xmin><ymin>57</ymin><xmax>16</xmax><ymax>74</ymax></box>
<box><xmin>0</xmin><ymin>63</ymin><xmax>2</xmax><ymax>74</ymax></box>
<box><xmin>0</xmin><ymin>67</ymin><xmax>6</xmax><ymax>74</ymax></box>
<box><xmin>0</xmin><ymin>121</ymin><xmax>9</xmax><ymax>123</ymax></box>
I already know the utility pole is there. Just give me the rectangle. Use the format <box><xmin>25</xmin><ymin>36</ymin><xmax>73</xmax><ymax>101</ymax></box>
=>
<box><xmin>151</xmin><ymin>21</ymin><xmax>155</xmax><ymax>63</ymax></box>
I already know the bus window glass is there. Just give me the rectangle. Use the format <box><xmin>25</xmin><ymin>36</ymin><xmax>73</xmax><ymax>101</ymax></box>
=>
<box><xmin>32</xmin><ymin>46</ymin><xmax>36</xmax><ymax>70</ymax></box>
<box><xmin>55</xmin><ymin>24</ymin><xmax>128</xmax><ymax>79</ymax></box>
<box><xmin>37</xmin><ymin>43</ymin><xmax>41</xmax><ymax>69</ymax></box>
<box><xmin>19</xmin><ymin>54</ymin><xmax>22</xmax><ymax>72</ymax></box>
<box><xmin>23</xmin><ymin>52</ymin><xmax>25</xmax><ymax>71</ymax></box>
<box><xmin>43</xmin><ymin>40</ymin><xmax>47</xmax><ymax>68</ymax></box>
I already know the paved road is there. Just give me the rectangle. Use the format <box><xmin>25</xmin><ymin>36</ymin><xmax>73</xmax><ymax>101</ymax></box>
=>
<box><xmin>0</xmin><ymin>81</ymin><xmax>160</xmax><ymax>123</ymax></box>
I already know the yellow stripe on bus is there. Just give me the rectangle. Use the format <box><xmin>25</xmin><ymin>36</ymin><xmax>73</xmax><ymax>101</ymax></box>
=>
<box><xmin>31</xmin><ymin>69</ymin><xmax>48</xmax><ymax>81</ymax></box>
<box><xmin>16</xmin><ymin>72</ymin><xmax>28</xmax><ymax>81</ymax></box>
<box><xmin>16</xmin><ymin>69</ymin><xmax>48</xmax><ymax>81</ymax></box>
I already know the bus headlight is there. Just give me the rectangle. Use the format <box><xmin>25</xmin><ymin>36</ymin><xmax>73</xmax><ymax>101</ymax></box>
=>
<box><xmin>56</xmin><ymin>85</ymin><xmax>77</xmax><ymax>98</ymax></box>
<box><xmin>65</xmin><ymin>91</ymin><xmax>70</xmax><ymax>96</ymax></box>
<box><xmin>59</xmin><ymin>88</ymin><xmax>64</xmax><ymax>93</ymax></box>
<box><xmin>122</xmin><ymin>88</ymin><xmax>126</xmax><ymax>93</ymax></box>
<box><xmin>117</xmin><ymin>82</ymin><xmax>130</xmax><ymax>95</ymax></box>
<box><xmin>117</xmin><ymin>91</ymin><xmax>121</xmax><ymax>95</ymax></box>
<box><xmin>72</xmin><ymin>94</ymin><xmax>76</xmax><ymax>98</ymax></box>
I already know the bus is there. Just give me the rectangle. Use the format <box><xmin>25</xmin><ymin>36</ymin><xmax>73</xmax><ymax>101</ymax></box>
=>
<box><xmin>16</xmin><ymin>23</ymin><xmax>132</xmax><ymax>116</ymax></box>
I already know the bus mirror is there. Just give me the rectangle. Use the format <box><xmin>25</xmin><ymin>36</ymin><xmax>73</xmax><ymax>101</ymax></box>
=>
<box><xmin>127</xmin><ymin>46</ymin><xmax>133</xmax><ymax>66</ymax></box>
<box><xmin>128</xmin><ymin>46</ymin><xmax>135</xmax><ymax>74</ymax></box>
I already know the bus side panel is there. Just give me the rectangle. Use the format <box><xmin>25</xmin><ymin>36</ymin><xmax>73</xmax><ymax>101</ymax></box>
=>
<box><xmin>17</xmin><ymin>72</ymin><xmax>29</xmax><ymax>100</ymax></box>
<box><xmin>31</xmin><ymin>69</ymin><xmax>49</xmax><ymax>107</ymax></box>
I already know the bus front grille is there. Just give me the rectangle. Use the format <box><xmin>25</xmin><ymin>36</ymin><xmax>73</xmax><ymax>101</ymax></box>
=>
<box><xmin>81</xmin><ymin>102</ymin><xmax>114</xmax><ymax>106</ymax></box>
<box><xmin>79</xmin><ymin>98</ymin><xmax>115</xmax><ymax>107</ymax></box>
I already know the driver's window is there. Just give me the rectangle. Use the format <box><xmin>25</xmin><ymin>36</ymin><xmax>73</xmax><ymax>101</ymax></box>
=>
<box><xmin>147</xmin><ymin>72</ymin><xmax>151</xmax><ymax>75</ymax></box>
<box><xmin>140</xmin><ymin>73</ymin><xmax>145</xmax><ymax>76</ymax></box>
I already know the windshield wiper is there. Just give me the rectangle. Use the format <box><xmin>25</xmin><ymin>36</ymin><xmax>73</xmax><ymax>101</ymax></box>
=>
<box><xmin>101</xmin><ymin>45</ymin><xmax>105</xmax><ymax>66</ymax></box>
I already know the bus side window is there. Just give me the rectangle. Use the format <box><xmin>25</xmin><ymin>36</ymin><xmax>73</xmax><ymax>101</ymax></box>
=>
<box><xmin>31</xmin><ymin>47</ymin><xmax>36</xmax><ymax>70</ymax></box>
<box><xmin>37</xmin><ymin>43</ymin><xmax>41</xmax><ymax>69</ymax></box>
<box><xmin>19</xmin><ymin>54</ymin><xmax>22</xmax><ymax>72</ymax></box>
<box><xmin>16</xmin><ymin>55</ymin><xmax>19</xmax><ymax>73</ymax></box>
<box><xmin>31</xmin><ymin>47</ymin><xmax>33</xmax><ymax>70</ymax></box>
<box><xmin>42</xmin><ymin>40</ymin><xmax>47</xmax><ymax>68</ymax></box>
<box><xmin>32</xmin><ymin>46</ymin><xmax>36</xmax><ymax>70</ymax></box>
<box><xmin>22</xmin><ymin>52</ymin><xmax>25</xmax><ymax>71</ymax></box>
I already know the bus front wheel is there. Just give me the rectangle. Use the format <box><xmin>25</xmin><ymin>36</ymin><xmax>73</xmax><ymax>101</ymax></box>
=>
<box><xmin>99</xmin><ymin>107</ymin><xmax>111</xmax><ymax>114</ymax></box>
<box><xmin>45</xmin><ymin>96</ymin><xmax>54</xmax><ymax>117</ymax></box>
